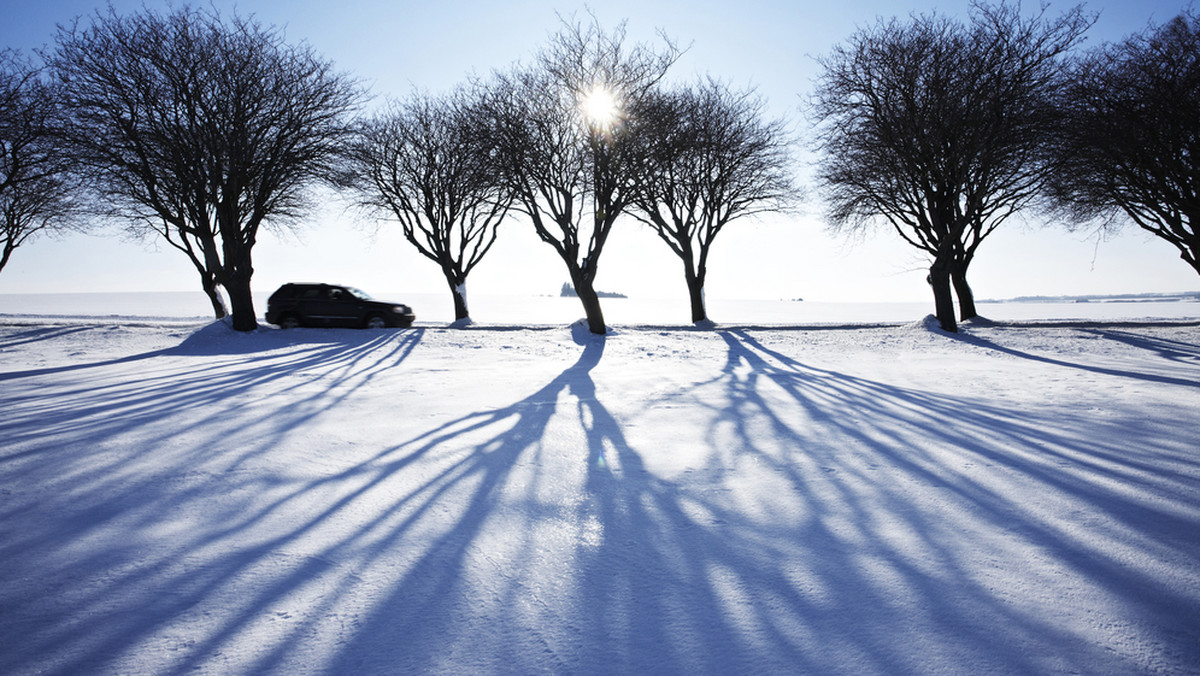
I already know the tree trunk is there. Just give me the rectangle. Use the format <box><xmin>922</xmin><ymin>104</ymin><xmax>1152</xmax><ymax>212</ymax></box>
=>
<box><xmin>441</xmin><ymin>264</ymin><xmax>471</xmax><ymax>321</ymax></box>
<box><xmin>0</xmin><ymin>241</ymin><xmax>15</xmax><ymax>274</ymax></box>
<box><xmin>929</xmin><ymin>254</ymin><xmax>958</xmax><ymax>333</ymax></box>
<box><xmin>1179</xmin><ymin>245</ymin><xmax>1200</xmax><ymax>276</ymax></box>
<box><xmin>1166</xmin><ymin>211</ymin><xmax>1200</xmax><ymax>275</ymax></box>
<box><xmin>225</xmin><ymin>270</ymin><xmax>257</xmax><ymax>332</ymax></box>
<box><xmin>200</xmin><ymin>272</ymin><xmax>228</xmax><ymax>319</ymax></box>
<box><xmin>450</xmin><ymin>281</ymin><xmax>469</xmax><ymax>321</ymax></box>
<box><xmin>684</xmin><ymin>266</ymin><xmax>707</xmax><ymax>323</ymax></box>
<box><xmin>569</xmin><ymin>270</ymin><xmax>607</xmax><ymax>334</ymax></box>
<box><xmin>951</xmin><ymin>261</ymin><xmax>977</xmax><ymax>321</ymax></box>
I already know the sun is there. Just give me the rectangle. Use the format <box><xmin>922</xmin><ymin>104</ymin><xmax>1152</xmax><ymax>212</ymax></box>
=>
<box><xmin>581</xmin><ymin>85</ymin><xmax>619</xmax><ymax>129</ymax></box>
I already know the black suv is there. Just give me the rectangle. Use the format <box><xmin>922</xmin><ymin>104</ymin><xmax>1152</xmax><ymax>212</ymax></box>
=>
<box><xmin>265</xmin><ymin>283</ymin><xmax>415</xmax><ymax>329</ymax></box>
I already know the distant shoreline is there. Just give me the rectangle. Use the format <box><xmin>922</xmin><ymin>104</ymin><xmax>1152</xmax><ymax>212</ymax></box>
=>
<box><xmin>984</xmin><ymin>291</ymin><xmax>1200</xmax><ymax>304</ymax></box>
<box><xmin>559</xmin><ymin>282</ymin><xmax>627</xmax><ymax>299</ymax></box>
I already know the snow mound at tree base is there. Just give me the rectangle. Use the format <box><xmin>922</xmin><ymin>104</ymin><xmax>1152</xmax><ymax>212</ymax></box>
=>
<box><xmin>911</xmin><ymin>314</ymin><xmax>998</xmax><ymax>333</ymax></box>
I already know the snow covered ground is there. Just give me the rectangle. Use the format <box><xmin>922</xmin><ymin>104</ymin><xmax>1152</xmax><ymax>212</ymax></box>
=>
<box><xmin>1</xmin><ymin>303</ymin><xmax>1199</xmax><ymax>674</ymax></box>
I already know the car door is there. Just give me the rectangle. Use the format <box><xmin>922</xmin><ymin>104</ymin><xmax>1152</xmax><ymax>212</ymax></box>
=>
<box><xmin>322</xmin><ymin>286</ymin><xmax>363</xmax><ymax>327</ymax></box>
<box><xmin>300</xmin><ymin>285</ymin><xmax>349</xmax><ymax>326</ymax></box>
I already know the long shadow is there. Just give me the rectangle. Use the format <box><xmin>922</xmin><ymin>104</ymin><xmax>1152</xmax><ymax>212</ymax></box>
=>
<box><xmin>570</xmin><ymin>367</ymin><xmax>810</xmax><ymax>673</ymax></box>
<box><xmin>318</xmin><ymin>330</ymin><xmax>811</xmax><ymax>673</ymax></box>
<box><xmin>0</xmin><ymin>324</ymin><xmax>95</xmax><ymax>349</ymax></box>
<box><xmin>314</xmin><ymin>329</ymin><xmax>610</xmax><ymax>674</ymax></box>
<box><xmin>1</xmin><ymin>323</ymin><xmax>593</xmax><ymax>675</ymax></box>
<box><xmin>692</xmin><ymin>329</ymin><xmax>1200</xmax><ymax>673</ymax></box>
<box><xmin>331</xmin><ymin>325</ymin><xmax>1200</xmax><ymax>673</ymax></box>
<box><xmin>949</xmin><ymin>323</ymin><xmax>1200</xmax><ymax>388</ymax></box>
<box><xmin>0</xmin><ymin>321</ymin><xmax>414</xmax><ymax>380</ymax></box>
<box><xmin>138</xmin><ymin>327</ymin><xmax>802</xmax><ymax>674</ymax></box>
<box><xmin>1</xmin><ymin>328</ymin><xmax>423</xmax><ymax>473</ymax></box>
<box><xmin>0</xmin><ymin>324</ymin><xmax>425</xmax><ymax>675</ymax></box>
<box><xmin>2</xmin><ymin>322</ymin><xmax>1196</xmax><ymax>674</ymax></box>
<box><xmin>1080</xmin><ymin>325</ymin><xmax>1200</xmax><ymax>364</ymax></box>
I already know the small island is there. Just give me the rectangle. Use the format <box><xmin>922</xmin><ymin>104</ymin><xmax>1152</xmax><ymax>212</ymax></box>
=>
<box><xmin>560</xmin><ymin>282</ymin><xmax>627</xmax><ymax>299</ymax></box>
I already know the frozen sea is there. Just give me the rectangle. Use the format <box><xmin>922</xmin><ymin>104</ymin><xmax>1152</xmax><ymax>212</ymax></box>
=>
<box><xmin>1</xmin><ymin>290</ymin><xmax>1199</xmax><ymax>325</ymax></box>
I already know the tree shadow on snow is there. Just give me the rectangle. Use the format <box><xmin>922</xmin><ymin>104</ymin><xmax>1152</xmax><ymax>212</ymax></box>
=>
<box><xmin>320</xmin><ymin>327</ymin><xmax>822</xmax><ymax>673</ymax></box>
<box><xmin>320</xmin><ymin>326</ymin><xmax>1198</xmax><ymax>674</ymax></box>
<box><xmin>313</xmin><ymin>326</ymin><xmax>616</xmax><ymax>673</ymax></box>
<box><xmin>0</xmin><ymin>324</ymin><xmax>425</xmax><ymax>675</ymax></box>
<box><xmin>675</xmin><ymin>329</ymin><xmax>1200</xmax><ymax>673</ymax></box>
<box><xmin>947</xmin><ymin>322</ymin><xmax>1200</xmax><ymax>389</ymax></box>
<box><xmin>0</xmin><ymin>320</ymin><xmax>417</xmax><ymax>381</ymax></box>
<box><xmin>2</xmin><ymin>323</ymin><xmax>1197</xmax><ymax>674</ymax></box>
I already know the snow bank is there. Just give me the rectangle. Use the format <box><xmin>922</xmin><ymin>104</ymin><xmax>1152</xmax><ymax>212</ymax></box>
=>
<box><xmin>1</xmin><ymin>318</ymin><xmax>1198</xmax><ymax>674</ymax></box>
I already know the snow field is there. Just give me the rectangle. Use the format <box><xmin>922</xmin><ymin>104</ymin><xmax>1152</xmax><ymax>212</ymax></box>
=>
<box><xmin>0</xmin><ymin>317</ymin><xmax>1198</xmax><ymax>674</ymax></box>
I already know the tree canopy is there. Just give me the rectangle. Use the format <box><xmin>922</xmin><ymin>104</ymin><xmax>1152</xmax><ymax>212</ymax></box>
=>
<box><xmin>812</xmin><ymin>1</ymin><xmax>1092</xmax><ymax>331</ymax></box>
<box><xmin>1051</xmin><ymin>10</ymin><xmax>1200</xmax><ymax>277</ymax></box>
<box><xmin>51</xmin><ymin>5</ymin><xmax>363</xmax><ymax>330</ymax></box>
<box><xmin>351</xmin><ymin>86</ymin><xmax>510</xmax><ymax>321</ymax></box>
<box><xmin>480</xmin><ymin>14</ymin><xmax>680</xmax><ymax>334</ymax></box>
<box><xmin>0</xmin><ymin>50</ymin><xmax>80</xmax><ymax>274</ymax></box>
<box><xmin>630</xmin><ymin>78</ymin><xmax>797</xmax><ymax>323</ymax></box>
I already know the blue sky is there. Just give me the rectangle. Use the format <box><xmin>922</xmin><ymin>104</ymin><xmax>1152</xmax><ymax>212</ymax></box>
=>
<box><xmin>2</xmin><ymin>0</ymin><xmax>1196</xmax><ymax>303</ymax></box>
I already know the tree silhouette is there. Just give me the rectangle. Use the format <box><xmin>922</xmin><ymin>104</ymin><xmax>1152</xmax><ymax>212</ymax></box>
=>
<box><xmin>630</xmin><ymin>79</ymin><xmax>797</xmax><ymax>323</ymax></box>
<box><xmin>51</xmin><ymin>5</ymin><xmax>362</xmax><ymax>330</ymax></box>
<box><xmin>351</xmin><ymin>86</ymin><xmax>510</xmax><ymax>322</ymax></box>
<box><xmin>480</xmin><ymin>15</ymin><xmax>679</xmax><ymax>334</ymax></box>
<box><xmin>1051</xmin><ymin>11</ymin><xmax>1200</xmax><ymax>277</ymax></box>
<box><xmin>0</xmin><ymin>51</ymin><xmax>80</xmax><ymax>274</ymax></box>
<box><xmin>812</xmin><ymin>2</ymin><xmax>1091</xmax><ymax>331</ymax></box>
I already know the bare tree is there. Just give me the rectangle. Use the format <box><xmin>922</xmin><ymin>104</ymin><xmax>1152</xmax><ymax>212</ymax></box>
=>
<box><xmin>812</xmin><ymin>2</ymin><xmax>1091</xmax><ymax>331</ymax></box>
<box><xmin>351</xmin><ymin>87</ymin><xmax>510</xmax><ymax>322</ymax></box>
<box><xmin>50</xmin><ymin>5</ymin><xmax>363</xmax><ymax>330</ymax></box>
<box><xmin>1051</xmin><ymin>11</ymin><xmax>1200</xmax><ymax>276</ymax></box>
<box><xmin>0</xmin><ymin>51</ymin><xmax>80</xmax><ymax>274</ymax></box>
<box><xmin>630</xmin><ymin>79</ymin><xmax>797</xmax><ymax>323</ymax></box>
<box><xmin>481</xmin><ymin>15</ymin><xmax>680</xmax><ymax>334</ymax></box>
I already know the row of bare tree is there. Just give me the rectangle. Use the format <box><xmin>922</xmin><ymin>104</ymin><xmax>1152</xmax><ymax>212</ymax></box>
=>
<box><xmin>812</xmin><ymin>2</ymin><xmax>1200</xmax><ymax>332</ymax></box>
<box><xmin>2</xmin><ymin>8</ymin><xmax>361</xmax><ymax>331</ymax></box>
<box><xmin>349</xmin><ymin>20</ymin><xmax>796</xmax><ymax>333</ymax></box>
<box><xmin>2</xmin><ymin>3</ymin><xmax>1198</xmax><ymax>333</ymax></box>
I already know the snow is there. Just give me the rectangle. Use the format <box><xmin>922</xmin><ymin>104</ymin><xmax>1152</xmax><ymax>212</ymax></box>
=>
<box><xmin>1</xmin><ymin>303</ymin><xmax>1199</xmax><ymax>675</ymax></box>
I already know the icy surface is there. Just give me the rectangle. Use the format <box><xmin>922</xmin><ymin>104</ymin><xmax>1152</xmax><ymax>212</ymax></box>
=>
<box><xmin>1</xmin><ymin>314</ymin><xmax>1198</xmax><ymax>674</ymax></box>
<box><xmin>3</xmin><ymin>290</ymin><xmax>1200</xmax><ymax>326</ymax></box>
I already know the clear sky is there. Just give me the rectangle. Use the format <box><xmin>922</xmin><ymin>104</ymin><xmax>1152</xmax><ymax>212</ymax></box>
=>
<box><xmin>1</xmin><ymin>0</ymin><xmax>1197</xmax><ymax>303</ymax></box>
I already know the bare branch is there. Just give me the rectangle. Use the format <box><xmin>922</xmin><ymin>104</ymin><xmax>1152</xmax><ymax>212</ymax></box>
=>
<box><xmin>1050</xmin><ymin>10</ymin><xmax>1200</xmax><ymax>276</ymax></box>
<box><xmin>629</xmin><ymin>78</ymin><xmax>799</xmax><ymax>322</ymax></box>
<box><xmin>811</xmin><ymin>1</ymin><xmax>1092</xmax><ymax>329</ymax></box>
<box><xmin>0</xmin><ymin>50</ymin><xmax>83</xmax><ymax>273</ymax></box>
<box><xmin>478</xmin><ymin>13</ymin><xmax>681</xmax><ymax>333</ymax></box>
<box><xmin>50</xmin><ymin>5</ymin><xmax>364</xmax><ymax>329</ymax></box>
<box><xmin>349</xmin><ymin>84</ymin><xmax>511</xmax><ymax>321</ymax></box>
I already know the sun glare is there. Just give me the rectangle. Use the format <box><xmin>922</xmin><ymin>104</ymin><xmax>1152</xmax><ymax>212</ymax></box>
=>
<box><xmin>582</xmin><ymin>85</ymin><xmax>619</xmax><ymax>128</ymax></box>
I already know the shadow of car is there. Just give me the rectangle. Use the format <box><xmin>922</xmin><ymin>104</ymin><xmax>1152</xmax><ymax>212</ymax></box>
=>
<box><xmin>265</xmin><ymin>283</ymin><xmax>415</xmax><ymax>329</ymax></box>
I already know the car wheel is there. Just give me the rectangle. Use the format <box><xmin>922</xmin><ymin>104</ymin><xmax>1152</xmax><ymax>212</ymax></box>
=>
<box><xmin>280</xmin><ymin>314</ymin><xmax>301</xmax><ymax>329</ymax></box>
<box><xmin>365</xmin><ymin>314</ymin><xmax>388</xmax><ymax>329</ymax></box>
